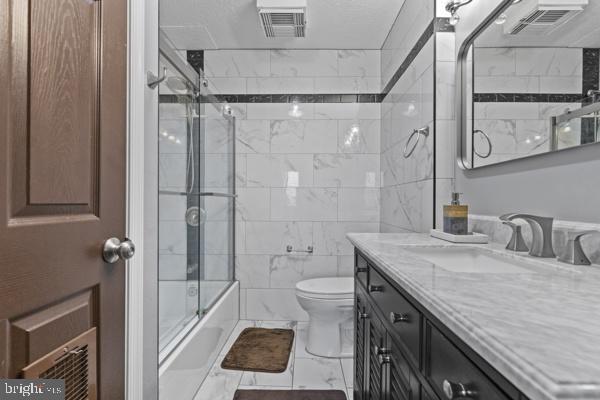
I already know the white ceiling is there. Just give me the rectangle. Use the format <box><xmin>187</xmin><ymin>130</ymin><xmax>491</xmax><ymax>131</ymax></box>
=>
<box><xmin>160</xmin><ymin>0</ymin><xmax>406</xmax><ymax>50</ymax></box>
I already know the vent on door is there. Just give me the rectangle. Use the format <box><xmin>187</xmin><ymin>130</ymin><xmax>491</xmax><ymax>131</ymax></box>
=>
<box><xmin>257</xmin><ymin>0</ymin><xmax>306</xmax><ymax>38</ymax></box>
<box><xmin>506</xmin><ymin>0</ymin><xmax>587</xmax><ymax>35</ymax></box>
<box><xmin>22</xmin><ymin>328</ymin><xmax>97</xmax><ymax>400</ymax></box>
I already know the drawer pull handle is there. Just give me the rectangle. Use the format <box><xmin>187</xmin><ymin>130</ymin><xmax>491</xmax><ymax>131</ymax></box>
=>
<box><xmin>356</xmin><ymin>267</ymin><xmax>368</xmax><ymax>273</ymax></box>
<box><xmin>374</xmin><ymin>345</ymin><xmax>390</xmax><ymax>355</ymax></box>
<box><xmin>389</xmin><ymin>312</ymin><xmax>410</xmax><ymax>324</ymax></box>
<box><xmin>369</xmin><ymin>284</ymin><xmax>384</xmax><ymax>293</ymax></box>
<box><xmin>443</xmin><ymin>380</ymin><xmax>477</xmax><ymax>399</ymax></box>
<box><xmin>378</xmin><ymin>354</ymin><xmax>391</xmax><ymax>365</ymax></box>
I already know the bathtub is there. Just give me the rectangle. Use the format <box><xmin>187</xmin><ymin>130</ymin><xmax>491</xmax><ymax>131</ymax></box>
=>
<box><xmin>158</xmin><ymin>281</ymin><xmax>239</xmax><ymax>399</ymax></box>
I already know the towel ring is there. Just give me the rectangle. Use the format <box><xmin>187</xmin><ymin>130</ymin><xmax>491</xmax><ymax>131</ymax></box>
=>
<box><xmin>403</xmin><ymin>126</ymin><xmax>430</xmax><ymax>158</ymax></box>
<box><xmin>473</xmin><ymin>129</ymin><xmax>492</xmax><ymax>158</ymax></box>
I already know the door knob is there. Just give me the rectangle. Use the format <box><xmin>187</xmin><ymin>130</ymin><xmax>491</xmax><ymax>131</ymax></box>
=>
<box><xmin>103</xmin><ymin>237</ymin><xmax>136</xmax><ymax>263</ymax></box>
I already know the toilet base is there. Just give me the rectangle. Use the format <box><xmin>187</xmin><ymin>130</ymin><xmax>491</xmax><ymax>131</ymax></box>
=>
<box><xmin>305</xmin><ymin>317</ymin><xmax>353</xmax><ymax>358</ymax></box>
<box><xmin>305</xmin><ymin>347</ymin><xmax>353</xmax><ymax>359</ymax></box>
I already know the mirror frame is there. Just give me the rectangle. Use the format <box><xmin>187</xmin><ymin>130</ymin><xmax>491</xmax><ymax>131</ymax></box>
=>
<box><xmin>455</xmin><ymin>0</ymin><xmax>600</xmax><ymax>170</ymax></box>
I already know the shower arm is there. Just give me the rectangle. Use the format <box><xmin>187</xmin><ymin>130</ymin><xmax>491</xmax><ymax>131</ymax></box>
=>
<box><xmin>445</xmin><ymin>0</ymin><xmax>474</xmax><ymax>14</ymax></box>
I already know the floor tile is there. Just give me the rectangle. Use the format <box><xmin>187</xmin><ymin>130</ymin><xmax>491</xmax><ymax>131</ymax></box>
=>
<box><xmin>256</xmin><ymin>320</ymin><xmax>298</xmax><ymax>331</ymax></box>
<box><xmin>219</xmin><ymin>320</ymin><xmax>257</xmax><ymax>356</ymax></box>
<box><xmin>238</xmin><ymin>350</ymin><xmax>295</xmax><ymax>387</ymax></box>
<box><xmin>292</xmin><ymin>358</ymin><xmax>346</xmax><ymax>390</ymax></box>
<box><xmin>294</xmin><ymin>323</ymin><xmax>313</xmax><ymax>358</ymax></box>
<box><xmin>341</xmin><ymin>358</ymin><xmax>354</xmax><ymax>388</ymax></box>
<box><xmin>201</xmin><ymin>319</ymin><xmax>353</xmax><ymax>398</ymax></box>
<box><xmin>237</xmin><ymin>385</ymin><xmax>293</xmax><ymax>390</ymax></box>
<box><xmin>194</xmin><ymin>355</ymin><xmax>243</xmax><ymax>400</ymax></box>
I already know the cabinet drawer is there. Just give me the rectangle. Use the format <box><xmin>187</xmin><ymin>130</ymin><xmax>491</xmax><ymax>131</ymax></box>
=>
<box><xmin>428</xmin><ymin>326</ymin><xmax>510</xmax><ymax>400</ymax></box>
<box><xmin>368</xmin><ymin>267</ymin><xmax>421</xmax><ymax>364</ymax></box>
<box><xmin>355</xmin><ymin>253</ymin><xmax>369</xmax><ymax>288</ymax></box>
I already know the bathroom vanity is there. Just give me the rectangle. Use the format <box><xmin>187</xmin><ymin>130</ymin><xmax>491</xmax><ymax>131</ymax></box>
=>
<box><xmin>349</xmin><ymin>233</ymin><xmax>600</xmax><ymax>400</ymax></box>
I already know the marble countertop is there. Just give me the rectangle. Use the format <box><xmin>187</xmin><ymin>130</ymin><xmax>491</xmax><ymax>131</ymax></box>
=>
<box><xmin>347</xmin><ymin>233</ymin><xmax>600</xmax><ymax>400</ymax></box>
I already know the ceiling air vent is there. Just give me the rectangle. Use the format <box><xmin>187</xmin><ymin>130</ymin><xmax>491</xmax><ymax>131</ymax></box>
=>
<box><xmin>505</xmin><ymin>0</ymin><xmax>588</xmax><ymax>35</ymax></box>
<box><xmin>257</xmin><ymin>0</ymin><xmax>306</xmax><ymax>38</ymax></box>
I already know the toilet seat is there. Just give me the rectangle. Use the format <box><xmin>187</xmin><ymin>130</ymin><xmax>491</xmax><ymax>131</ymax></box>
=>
<box><xmin>296</xmin><ymin>277</ymin><xmax>354</xmax><ymax>300</ymax></box>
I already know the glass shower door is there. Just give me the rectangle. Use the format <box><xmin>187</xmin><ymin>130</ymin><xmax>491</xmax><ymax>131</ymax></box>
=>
<box><xmin>157</xmin><ymin>54</ymin><xmax>201</xmax><ymax>351</ymax></box>
<box><xmin>198</xmin><ymin>101</ymin><xmax>236</xmax><ymax>315</ymax></box>
<box><xmin>157</xmin><ymin>42</ymin><xmax>236</xmax><ymax>356</ymax></box>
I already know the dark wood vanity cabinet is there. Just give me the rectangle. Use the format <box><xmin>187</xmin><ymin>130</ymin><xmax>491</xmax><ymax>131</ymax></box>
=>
<box><xmin>354</xmin><ymin>251</ymin><xmax>523</xmax><ymax>400</ymax></box>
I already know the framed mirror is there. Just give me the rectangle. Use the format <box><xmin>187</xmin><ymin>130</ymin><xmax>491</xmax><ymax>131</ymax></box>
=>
<box><xmin>457</xmin><ymin>0</ymin><xmax>600</xmax><ymax>169</ymax></box>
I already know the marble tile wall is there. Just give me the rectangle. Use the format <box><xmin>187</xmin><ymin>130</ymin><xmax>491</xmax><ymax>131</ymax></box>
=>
<box><xmin>473</xmin><ymin>48</ymin><xmax>583</xmax><ymax>94</ymax></box>
<box><xmin>381</xmin><ymin>0</ymin><xmax>435</xmax><ymax>88</ymax></box>
<box><xmin>204</xmin><ymin>50</ymin><xmax>381</xmax><ymax>95</ymax></box>
<box><xmin>471</xmin><ymin>47</ymin><xmax>585</xmax><ymax>167</ymax></box>
<box><xmin>435</xmin><ymin>30</ymin><xmax>458</xmax><ymax>229</ymax></box>
<box><xmin>380</xmin><ymin>0</ymin><xmax>436</xmax><ymax>234</ymax></box>
<box><xmin>472</xmin><ymin>101</ymin><xmax>582</xmax><ymax>167</ymax></box>
<box><xmin>204</xmin><ymin>50</ymin><xmax>382</xmax><ymax>321</ymax></box>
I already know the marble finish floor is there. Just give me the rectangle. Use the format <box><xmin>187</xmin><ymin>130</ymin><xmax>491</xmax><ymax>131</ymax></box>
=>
<box><xmin>194</xmin><ymin>320</ymin><xmax>354</xmax><ymax>400</ymax></box>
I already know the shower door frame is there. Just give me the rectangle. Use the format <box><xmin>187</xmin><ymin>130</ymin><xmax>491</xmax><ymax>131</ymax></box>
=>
<box><xmin>127</xmin><ymin>0</ymin><xmax>160</xmax><ymax>398</ymax></box>
<box><xmin>127</xmin><ymin>0</ymin><xmax>159</xmax><ymax>398</ymax></box>
<box><xmin>156</xmin><ymin>33</ymin><xmax>237</xmax><ymax>363</ymax></box>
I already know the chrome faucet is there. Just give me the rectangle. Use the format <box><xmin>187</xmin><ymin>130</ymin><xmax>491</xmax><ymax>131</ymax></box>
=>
<box><xmin>499</xmin><ymin>214</ymin><xmax>556</xmax><ymax>258</ymax></box>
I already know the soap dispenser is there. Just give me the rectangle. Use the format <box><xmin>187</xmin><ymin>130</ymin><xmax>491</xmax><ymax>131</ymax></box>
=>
<box><xmin>443</xmin><ymin>192</ymin><xmax>468</xmax><ymax>235</ymax></box>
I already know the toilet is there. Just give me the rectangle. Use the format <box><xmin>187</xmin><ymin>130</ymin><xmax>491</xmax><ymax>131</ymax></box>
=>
<box><xmin>296</xmin><ymin>277</ymin><xmax>354</xmax><ymax>358</ymax></box>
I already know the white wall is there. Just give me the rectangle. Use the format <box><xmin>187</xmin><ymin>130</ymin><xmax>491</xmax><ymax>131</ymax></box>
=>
<box><xmin>204</xmin><ymin>50</ymin><xmax>382</xmax><ymax>320</ymax></box>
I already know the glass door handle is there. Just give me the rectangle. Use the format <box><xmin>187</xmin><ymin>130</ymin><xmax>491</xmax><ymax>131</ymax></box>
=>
<box><xmin>158</xmin><ymin>190</ymin><xmax>237</xmax><ymax>198</ymax></box>
<box><xmin>198</xmin><ymin>192</ymin><xmax>237</xmax><ymax>198</ymax></box>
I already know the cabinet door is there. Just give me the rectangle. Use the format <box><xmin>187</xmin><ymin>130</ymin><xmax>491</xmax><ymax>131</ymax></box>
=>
<box><xmin>388</xmin><ymin>335</ymin><xmax>416</xmax><ymax>400</ymax></box>
<box><xmin>355</xmin><ymin>286</ymin><xmax>369</xmax><ymax>400</ymax></box>
<box><xmin>367</xmin><ymin>310</ymin><xmax>386</xmax><ymax>400</ymax></box>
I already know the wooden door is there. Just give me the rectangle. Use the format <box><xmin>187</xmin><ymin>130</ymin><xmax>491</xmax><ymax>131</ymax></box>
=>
<box><xmin>0</xmin><ymin>0</ymin><xmax>127</xmax><ymax>398</ymax></box>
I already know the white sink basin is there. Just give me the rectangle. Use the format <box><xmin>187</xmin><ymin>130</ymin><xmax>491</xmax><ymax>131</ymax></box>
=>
<box><xmin>406</xmin><ymin>247</ymin><xmax>534</xmax><ymax>274</ymax></box>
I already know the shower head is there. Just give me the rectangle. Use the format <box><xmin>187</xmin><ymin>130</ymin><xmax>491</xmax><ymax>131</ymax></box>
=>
<box><xmin>166</xmin><ymin>76</ymin><xmax>193</xmax><ymax>94</ymax></box>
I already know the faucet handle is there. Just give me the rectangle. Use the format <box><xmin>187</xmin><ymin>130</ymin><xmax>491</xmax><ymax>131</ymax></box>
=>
<box><xmin>502</xmin><ymin>221</ymin><xmax>529</xmax><ymax>252</ymax></box>
<box><xmin>567</xmin><ymin>230</ymin><xmax>598</xmax><ymax>241</ymax></box>
<box><xmin>558</xmin><ymin>231</ymin><xmax>599</xmax><ymax>265</ymax></box>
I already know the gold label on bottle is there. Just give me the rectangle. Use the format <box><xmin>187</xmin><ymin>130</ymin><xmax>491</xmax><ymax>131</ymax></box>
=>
<box><xmin>443</xmin><ymin>205</ymin><xmax>468</xmax><ymax>218</ymax></box>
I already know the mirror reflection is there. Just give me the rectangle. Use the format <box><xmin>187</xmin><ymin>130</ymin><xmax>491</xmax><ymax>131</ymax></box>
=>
<box><xmin>462</xmin><ymin>0</ymin><xmax>600</xmax><ymax>168</ymax></box>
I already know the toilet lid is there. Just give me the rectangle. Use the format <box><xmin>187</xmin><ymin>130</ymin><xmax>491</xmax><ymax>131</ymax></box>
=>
<box><xmin>296</xmin><ymin>277</ymin><xmax>354</xmax><ymax>298</ymax></box>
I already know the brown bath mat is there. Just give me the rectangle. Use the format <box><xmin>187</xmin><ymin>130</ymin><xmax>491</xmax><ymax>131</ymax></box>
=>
<box><xmin>221</xmin><ymin>328</ymin><xmax>294</xmax><ymax>373</ymax></box>
<box><xmin>233</xmin><ymin>390</ymin><xmax>347</xmax><ymax>400</ymax></box>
